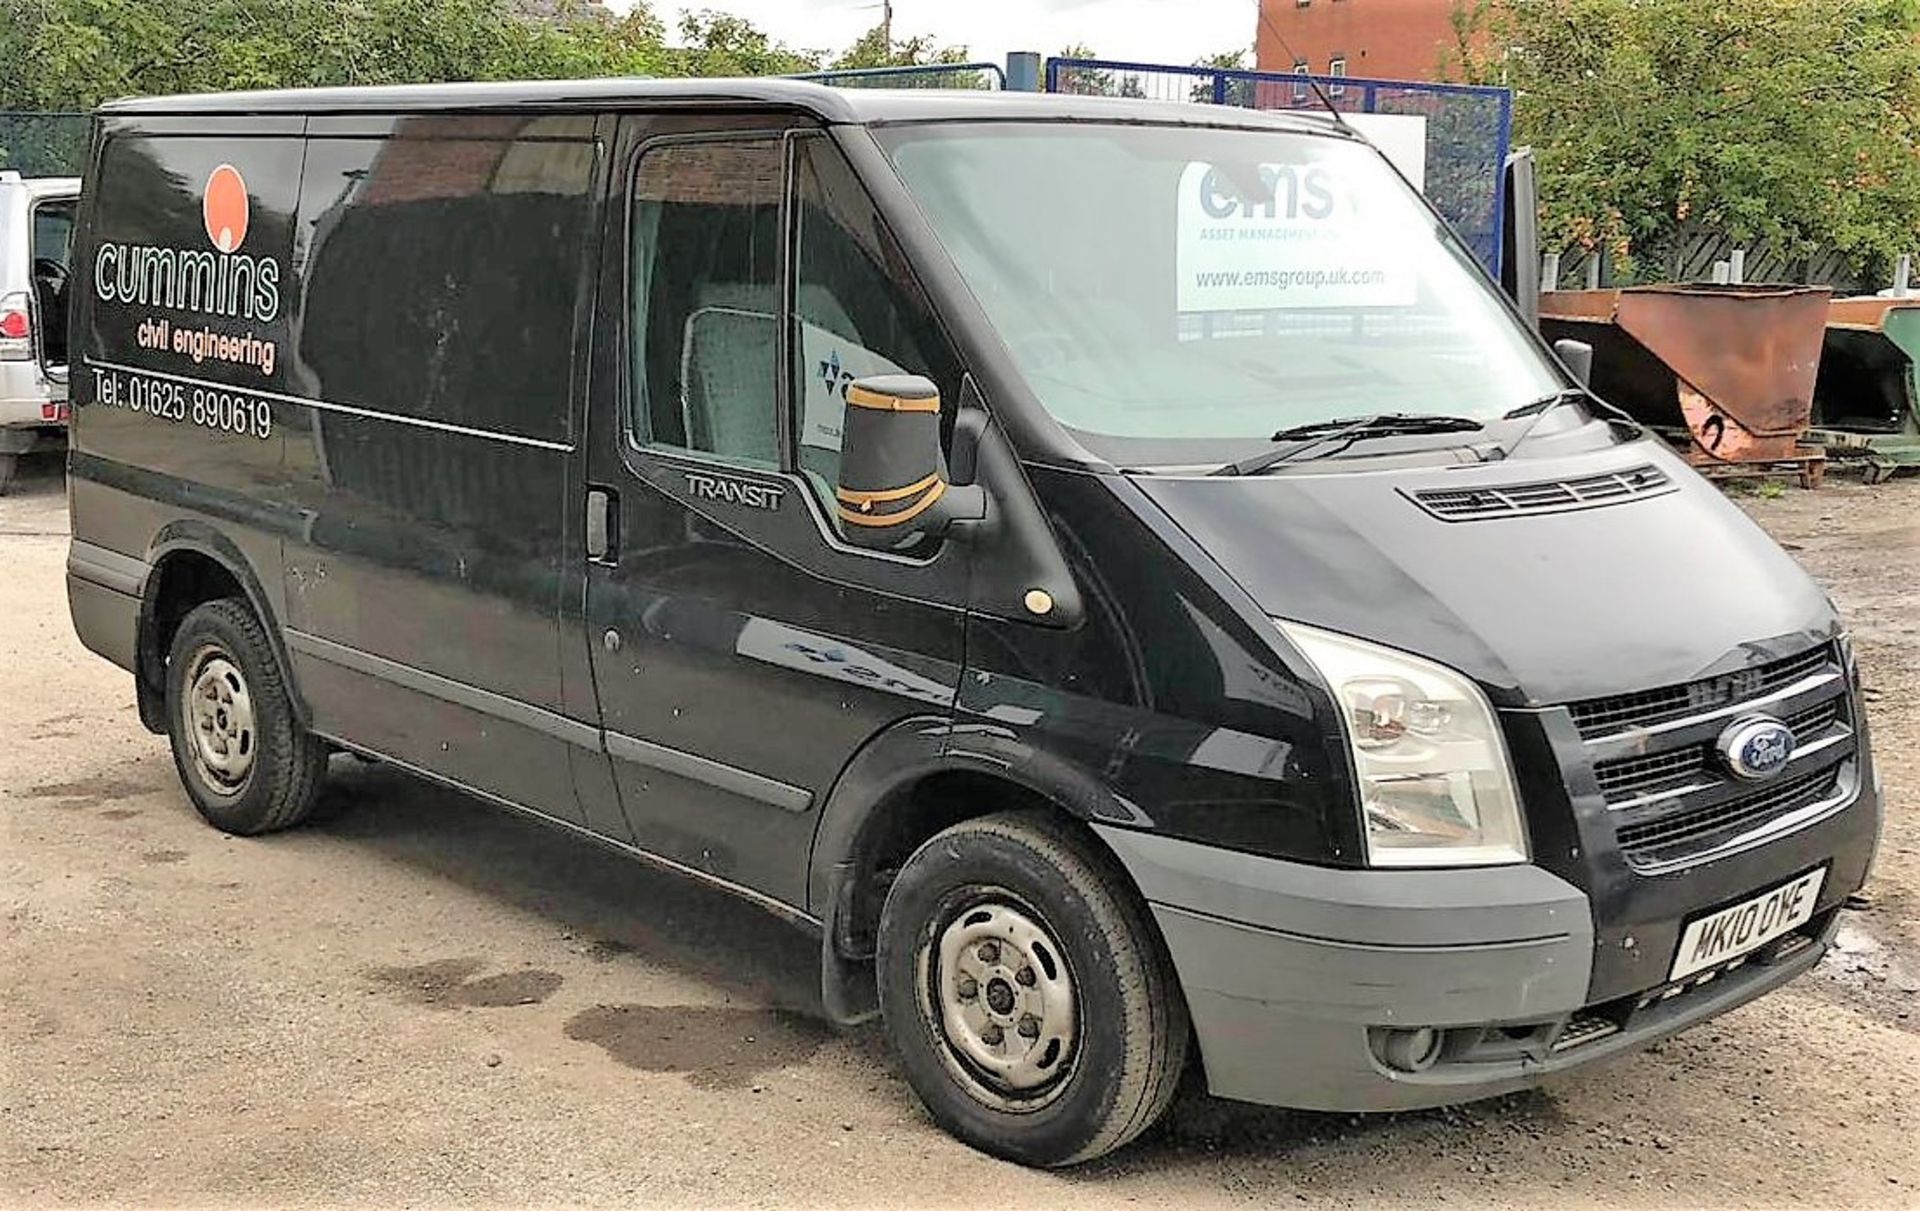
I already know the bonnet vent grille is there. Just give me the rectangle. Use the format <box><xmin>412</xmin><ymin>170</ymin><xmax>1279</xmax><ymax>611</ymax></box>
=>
<box><xmin>1407</xmin><ymin>464</ymin><xmax>1673</xmax><ymax>521</ymax></box>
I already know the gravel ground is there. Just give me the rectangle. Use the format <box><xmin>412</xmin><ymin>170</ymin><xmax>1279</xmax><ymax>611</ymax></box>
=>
<box><xmin>2</xmin><ymin>450</ymin><xmax>1916</xmax><ymax>1209</ymax></box>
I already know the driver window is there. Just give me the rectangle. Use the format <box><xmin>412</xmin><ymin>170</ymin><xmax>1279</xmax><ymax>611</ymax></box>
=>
<box><xmin>629</xmin><ymin>136</ymin><xmax>784</xmax><ymax>467</ymax></box>
<box><xmin>789</xmin><ymin>134</ymin><xmax>963</xmax><ymax>512</ymax></box>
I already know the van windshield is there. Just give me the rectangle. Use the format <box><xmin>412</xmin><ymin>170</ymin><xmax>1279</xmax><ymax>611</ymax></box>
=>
<box><xmin>877</xmin><ymin>122</ymin><xmax>1565</xmax><ymax>467</ymax></box>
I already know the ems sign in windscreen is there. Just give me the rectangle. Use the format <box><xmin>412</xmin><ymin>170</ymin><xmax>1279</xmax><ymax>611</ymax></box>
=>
<box><xmin>880</xmin><ymin>124</ymin><xmax>1558</xmax><ymax>464</ymax></box>
<box><xmin>1175</xmin><ymin>159</ymin><xmax>1415</xmax><ymax>314</ymax></box>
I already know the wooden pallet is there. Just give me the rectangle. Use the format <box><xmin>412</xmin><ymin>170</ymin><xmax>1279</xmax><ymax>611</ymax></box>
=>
<box><xmin>1646</xmin><ymin>426</ymin><xmax>1829</xmax><ymax>489</ymax></box>
<box><xmin>1687</xmin><ymin>451</ymin><xmax>1827</xmax><ymax>490</ymax></box>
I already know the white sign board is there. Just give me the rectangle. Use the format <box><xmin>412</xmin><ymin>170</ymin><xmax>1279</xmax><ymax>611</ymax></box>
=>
<box><xmin>1344</xmin><ymin>112</ymin><xmax>1429</xmax><ymax>191</ymax></box>
<box><xmin>1176</xmin><ymin>157</ymin><xmax>1420</xmax><ymax>313</ymax></box>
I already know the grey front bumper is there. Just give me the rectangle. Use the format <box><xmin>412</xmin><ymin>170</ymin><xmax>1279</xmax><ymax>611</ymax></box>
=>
<box><xmin>1095</xmin><ymin>826</ymin><xmax>1830</xmax><ymax>1113</ymax></box>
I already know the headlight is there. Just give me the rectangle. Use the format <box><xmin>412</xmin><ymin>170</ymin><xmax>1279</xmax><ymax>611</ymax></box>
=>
<box><xmin>1277</xmin><ymin>621</ymin><xmax>1528</xmax><ymax>868</ymax></box>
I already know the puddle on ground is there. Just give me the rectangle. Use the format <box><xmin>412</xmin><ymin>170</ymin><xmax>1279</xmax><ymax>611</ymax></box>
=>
<box><xmin>563</xmin><ymin>1003</ymin><xmax>830</xmax><ymax>1090</ymax></box>
<box><xmin>586</xmin><ymin>938</ymin><xmax>633</xmax><ymax>964</ymax></box>
<box><xmin>20</xmin><ymin>773</ymin><xmax>152</xmax><ymax>806</ymax></box>
<box><xmin>367</xmin><ymin>957</ymin><xmax>564</xmax><ymax>1009</ymax></box>
<box><xmin>1813</xmin><ymin>912</ymin><xmax>1919</xmax><ymax>1033</ymax></box>
<box><xmin>29</xmin><ymin>712</ymin><xmax>86</xmax><ymax>741</ymax></box>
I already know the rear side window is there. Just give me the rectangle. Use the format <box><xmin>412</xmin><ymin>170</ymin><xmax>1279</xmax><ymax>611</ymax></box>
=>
<box><xmin>30</xmin><ymin>198</ymin><xmax>76</xmax><ymax>365</ymax></box>
<box><xmin>297</xmin><ymin>120</ymin><xmax>594</xmax><ymax>445</ymax></box>
<box><xmin>628</xmin><ymin>136</ymin><xmax>784</xmax><ymax>467</ymax></box>
<box><xmin>32</xmin><ymin>199</ymin><xmax>75</xmax><ymax>267</ymax></box>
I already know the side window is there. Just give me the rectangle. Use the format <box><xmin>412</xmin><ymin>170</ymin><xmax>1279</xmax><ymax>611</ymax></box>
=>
<box><xmin>299</xmin><ymin>126</ymin><xmax>593</xmax><ymax>445</ymax></box>
<box><xmin>30</xmin><ymin>199</ymin><xmax>76</xmax><ymax>365</ymax></box>
<box><xmin>790</xmin><ymin>134</ymin><xmax>963</xmax><ymax>505</ymax></box>
<box><xmin>32</xmin><ymin>199</ymin><xmax>76</xmax><ymax>266</ymax></box>
<box><xmin>629</xmin><ymin>137</ymin><xmax>784</xmax><ymax>467</ymax></box>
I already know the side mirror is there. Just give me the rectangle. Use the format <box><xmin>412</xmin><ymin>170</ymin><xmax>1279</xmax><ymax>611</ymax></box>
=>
<box><xmin>835</xmin><ymin>374</ymin><xmax>986</xmax><ymax>551</ymax></box>
<box><xmin>1553</xmin><ymin>338</ymin><xmax>1594</xmax><ymax>388</ymax></box>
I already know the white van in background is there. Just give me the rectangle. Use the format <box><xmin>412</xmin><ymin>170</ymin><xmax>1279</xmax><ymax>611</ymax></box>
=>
<box><xmin>1</xmin><ymin>170</ymin><xmax>80</xmax><ymax>493</ymax></box>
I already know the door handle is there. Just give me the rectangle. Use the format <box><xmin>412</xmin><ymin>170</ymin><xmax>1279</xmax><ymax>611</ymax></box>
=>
<box><xmin>586</xmin><ymin>486</ymin><xmax>617</xmax><ymax>562</ymax></box>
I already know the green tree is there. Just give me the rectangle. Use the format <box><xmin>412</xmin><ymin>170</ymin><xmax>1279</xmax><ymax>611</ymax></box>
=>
<box><xmin>829</xmin><ymin>23</ymin><xmax>968</xmax><ymax>71</ymax></box>
<box><xmin>659</xmin><ymin>8</ymin><xmax>818</xmax><ymax>78</ymax></box>
<box><xmin>1048</xmin><ymin>43</ymin><xmax>1117</xmax><ymax>95</ymax></box>
<box><xmin>1045</xmin><ymin>44</ymin><xmax>1149</xmax><ymax>98</ymax></box>
<box><xmin>0</xmin><ymin>0</ymin><xmax>997</xmax><ymax>171</ymax></box>
<box><xmin>1452</xmin><ymin>0</ymin><xmax>1920</xmax><ymax>281</ymax></box>
<box><xmin>0</xmin><ymin>0</ymin><xmax>649</xmax><ymax>111</ymax></box>
<box><xmin>1191</xmin><ymin>48</ymin><xmax>1252</xmax><ymax>105</ymax></box>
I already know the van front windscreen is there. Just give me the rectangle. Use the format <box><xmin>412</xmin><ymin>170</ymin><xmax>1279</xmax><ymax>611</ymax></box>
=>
<box><xmin>877</xmin><ymin>122</ymin><xmax>1565</xmax><ymax>467</ymax></box>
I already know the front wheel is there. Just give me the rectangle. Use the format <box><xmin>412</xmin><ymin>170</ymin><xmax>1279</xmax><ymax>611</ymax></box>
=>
<box><xmin>877</xmin><ymin>812</ymin><xmax>1189</xmax><ymax>1167</ymax></box>
<box><xmin>164</xmin><ymin>598</ymin><xmax>327</xmax><ymax>835</ymax></box>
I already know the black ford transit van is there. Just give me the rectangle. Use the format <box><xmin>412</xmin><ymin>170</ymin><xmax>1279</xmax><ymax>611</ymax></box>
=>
<box><xmin>65</xmin><ymin>80</ymin><xmax>1882</xmax><ymax>1167</ymax></box>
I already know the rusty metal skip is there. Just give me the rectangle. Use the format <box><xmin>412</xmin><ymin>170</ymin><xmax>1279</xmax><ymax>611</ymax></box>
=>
<box><xmin>1542</xmin><ymin>284</ymin><xmax>1832</xmax><ymax>486</ymax></box>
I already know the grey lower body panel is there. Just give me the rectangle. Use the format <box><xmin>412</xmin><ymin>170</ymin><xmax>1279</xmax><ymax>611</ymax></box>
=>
<box><xmin>1095</xmin><ymin>826</ymin><xmax>1825</xmax><ymax>1113</ymax></box>
<box><xmin>68</xmin><ymin>540</ymin><xmax>149</xmax><ymax>598</ymax></box>
<box><xmin>1154</xmin><ymin>898</ymin><xmax>1831</xmax><ymax>1111</ymax></box>
<box><xmin>66</xmin><ymin>545</ymin><xmax>146</xmax><ymax>673</ymax></box>
<box><xmin>1151</xmin><ymin>901</ymin><xmax>1589</xmax><ymax>1111</ymax></box>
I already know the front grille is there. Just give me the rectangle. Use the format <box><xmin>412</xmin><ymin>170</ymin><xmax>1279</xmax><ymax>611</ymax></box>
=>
<box><xmin>1614</xmin><ymin>767</ymin><xmax>1842</xmax><ymax>868</ymax></box>
<box><xmin>1409</xmin><ymin>464</ymin><xmax>1672</xmax><ymax>522</ymax></box>
<box><xmin>1786</xmin><ymin>698</ymin><xmax>1839</xmax><ymax>740</ymax></box>
<box><xmin>1569</xmin><ymin>643</ymin><xmax>1834</xmax><ymax>739</ymax></box>
<box><xmin>1594</xmin><ymin>747</ymin><xmax>1706</xmax><ymax>801</ymax></box>
<box><xmin>1551</xmin><ymin>1012</ymin><xmax>1622</xmax><ymax>1053</ymax></box>
<box><xmin>1563</xmin><ymin>642</ymin><xmax>1855</xmax><ymax>871</ymax></box>
<box><xmin>1592</xmin><ymin>698</ymin><xmax>1844</xmax><ymax>804</ymax></box>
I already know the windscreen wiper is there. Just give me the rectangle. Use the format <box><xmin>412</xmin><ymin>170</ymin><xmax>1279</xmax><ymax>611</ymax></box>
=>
<box><xmin>1503</xmin><ymin>388</ymin><xmax>1589</xmax><ymax>420</ymax></box>
<box><xmin>1210</xmin><ymin>413</ymin><xmax>1486</xmax><ymax>478</ymax></box>
<box><xmin>1501</xmin><ymin>387</ymin><xmax>1641</xmax><ymax>457</ymax></box>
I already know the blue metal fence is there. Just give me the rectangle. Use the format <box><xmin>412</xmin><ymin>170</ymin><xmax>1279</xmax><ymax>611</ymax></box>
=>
<box><xmin>794</xmin><ymin>62</ymin><xmax>1005</xmax><ymax>90</ymax></box>
<box><xmin>1044</xmin><ymin>59</ymin><xmax>1512</xmax><ymax>275</ymax></box>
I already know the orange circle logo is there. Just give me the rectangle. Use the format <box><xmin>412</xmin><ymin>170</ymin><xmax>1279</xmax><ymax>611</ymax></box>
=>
<box><xmin>203</xmin><ymin>164</ymin><xmax>250</xmax><ymax>253</ymax></box>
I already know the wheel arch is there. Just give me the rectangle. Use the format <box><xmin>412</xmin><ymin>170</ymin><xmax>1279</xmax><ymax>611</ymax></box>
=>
<box><xmin>809</xmin><ymin>717</ymin><xmax>1160</xmax><ymax>1025</ymax></box>
<box><xmin>135</xmin><ymin>523</ymin><xmax>305</xmax><ymax>735</ymax></box>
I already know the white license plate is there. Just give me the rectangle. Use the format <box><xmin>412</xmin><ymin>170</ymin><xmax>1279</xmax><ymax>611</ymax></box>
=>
<box><xmin>1669</xmin><ymin>867</ymin><xmax>1827</xmax><ymax>981</ymax></box>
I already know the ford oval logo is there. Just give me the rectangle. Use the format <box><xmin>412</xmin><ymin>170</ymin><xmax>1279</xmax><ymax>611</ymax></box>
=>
<box><xmin>1717</xmin><ymin>715</ymin><xmax>1796</xmax><ymax>781</ymax></box>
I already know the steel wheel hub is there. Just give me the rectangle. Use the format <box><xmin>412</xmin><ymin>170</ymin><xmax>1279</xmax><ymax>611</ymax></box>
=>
<box><xmin>933</xmin><ymin>900</ymin><xmax>1077</xmax><ymax>1095</ymax></box>
<box><xmin>184</xmin><ymin>650</ymin><xmax>255</xmax><ymax>794</ymax></box>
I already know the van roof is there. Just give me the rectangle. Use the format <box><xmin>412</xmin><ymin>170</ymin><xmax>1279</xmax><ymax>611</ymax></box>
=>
<box><xmin>96</xmin><ymin>77</ymin><xmax>1345</xmax><ymax>135</ymax></box>
<box><xmin>0</xmin><ymin>171</ymin><xmax>81</xmax><ymax>198</ymax></box>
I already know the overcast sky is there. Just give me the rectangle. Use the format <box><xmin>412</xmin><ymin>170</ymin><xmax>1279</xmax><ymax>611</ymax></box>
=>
<box><xmin>610</xmin><ymin>0</ymin><xmax>1262</xmax><ymax>66</ymax></box>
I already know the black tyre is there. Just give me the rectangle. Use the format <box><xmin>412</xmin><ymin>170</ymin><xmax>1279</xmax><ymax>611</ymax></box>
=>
<box><xmin>877</xmin><ymin>812</ymin><xmax>1189</xmax><ymax>1167</ymax></box>
<box><xmin>164</xmin><ymin>598</ymin><xmax>327</xmax><ymax>835</ymax></box>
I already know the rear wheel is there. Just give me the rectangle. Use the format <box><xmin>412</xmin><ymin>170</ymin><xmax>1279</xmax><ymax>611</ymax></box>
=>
<box><xmin>877</xmin><ymin>812</ymin><xmax>1189</xmax><ymax>1167</ymax></box>
<box><xmin>164</xmin><ymin>598</ymin><xmax>326</xmax><ymax>834</ymax></box>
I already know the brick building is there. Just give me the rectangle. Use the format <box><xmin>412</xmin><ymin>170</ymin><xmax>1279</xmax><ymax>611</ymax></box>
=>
<box><xmin>1254</xmin><ymin>0</ymin><xmax>1463</xmax><ymax>84</ymax></box>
